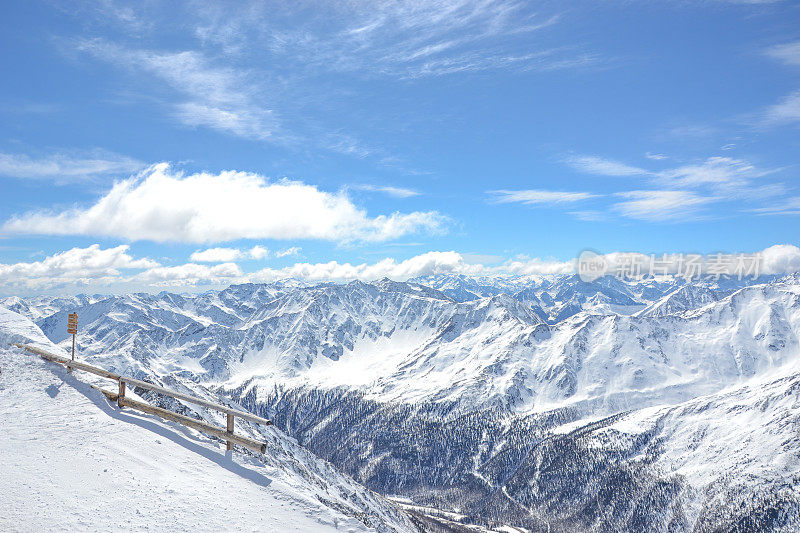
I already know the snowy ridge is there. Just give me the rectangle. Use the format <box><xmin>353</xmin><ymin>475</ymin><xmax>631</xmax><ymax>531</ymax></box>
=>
<box><xmin>31</xmin><ymin>275</ymin><xmax>798</xmax><ymax>414</ymax></box>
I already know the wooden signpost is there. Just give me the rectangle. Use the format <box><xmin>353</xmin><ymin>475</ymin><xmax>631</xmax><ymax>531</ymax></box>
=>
<box><xmin>67</xmin><ymin>312</ymin><xmax>78</xmax><ymax>368</ymax></box>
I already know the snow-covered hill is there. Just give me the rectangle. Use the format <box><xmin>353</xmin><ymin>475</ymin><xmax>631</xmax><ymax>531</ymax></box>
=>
<box><xmin>0</xmin><ymin>307</ymin><xmax>415</xmax><ymax>532</ymax></box>
<box><xmin>8</xmin><ymin>273</ymin><xmax>800</xmax><ymax>531</ymax></box>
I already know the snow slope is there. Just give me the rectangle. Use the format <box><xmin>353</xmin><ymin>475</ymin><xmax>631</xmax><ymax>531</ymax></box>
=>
<box><xmin>0</xmin><ymin>307</ymin><xmax>414</xmax><ymax>532</ymax></box>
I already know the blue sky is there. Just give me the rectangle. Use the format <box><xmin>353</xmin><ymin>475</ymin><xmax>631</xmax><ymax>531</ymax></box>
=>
<box><xmin>1</xmin><ymin>0</ymin><xmax>799</xmax><ymax>294</ymax></box>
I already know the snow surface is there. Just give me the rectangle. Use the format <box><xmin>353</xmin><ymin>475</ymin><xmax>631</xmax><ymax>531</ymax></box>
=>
<box><xmin>0</xmin><ymin>307</ymin><xmax>413</xmax><ymax>532</ymax></box>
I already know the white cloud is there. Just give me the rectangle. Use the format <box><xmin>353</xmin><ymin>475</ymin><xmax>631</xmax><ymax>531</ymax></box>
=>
<box><xmin>568</xmin><ymin>210</ymin><xmax>609</xmax><ymax>222</ymax></box>
<box><xmin>656</xmin><ymin>156</ymin><xmax>773</xmax><ymax>190</ymax></box>
<box><xmin>354</xmin><ymin>184</ymin><xmax>421</xmax><ymax>198</ymax></box>
<box><xmin>276</xmin><ymin>247</ymin><xmax>301</xmax><ymax>258</ymax></box>
<box><xmin>249</xmin><ymin>245</ymin><xmax>269</xmax><ymax>260</ymax></box>
<box><xmin>750</xmin><ymin>196</ymin><xmax>800</xmax><ymax>216</ymax></box>
<box><xmin>249</xmin><ymin>251</ymin><xmax>572</xmax><ymax>282</ymax></box>
<box><xmin>566</xmin><ymin>155</ymin><xmax>647</xmax><ymax>177</ymax></box>
<box><xmin>562</xmin><ymin>154</ymin><xmax>788</xmax><ymax>218</ymax></box>
<box><xmin>251</xmin><ymin>251</ymin><xmax>477</xmax><ymax>282</ymax></box>
<box><xmin>567</xmin><ymin>154</ymin><xmax>776</xmax><ymax>190</ymax></box>
<box><xmin>499</xmin><ymin>256</ymin><xmax>574</xmax><ymax>276</ymax></box>
<box><xmin>489</xmin><ymin>189</ymin><xmax>598</xmax><ymax>205</ymax></box>
<box><xmin>196</xmin><ymin>248</ymin><xmax>243</xmax><ymax>262</ymax></box>
<box><xmin>766</xmin><ymin>41</ymin><xmax>800</xmax><ymax>67</ymax></box>
<box><xmin>133</xmin><ymin>262</ymin><xmax>243</xmax><ymax>287</ymax></box>
<box><xmin>762</xmin><ymin>90</ymin><xmax>800</xmax><ymax>125</ymax></box>
<box><xmin>2</xmin><ymin>245</ymin><xmax>799</xmax><ymax>295</ymax></box>
<box><xmin>667</xmin><ymin>124</ymin><xmax>717</xmax><ymax>139</ymax></box>
<box><xmin>77</xmin><ymin>40</ymin><xmax>277</xmax><ymax>140</ymax></box>
<box><xmin>191</xmin><ymin>1</ymin><xmax>592</xmax><ymax>79</ymax></box>
<box><xmin>760</xmin><ymin>244</ymin><xmax>800</xmax><ymax>274</ymax></box>
<box><xmin>0</xmin><ymin>150</ymin><xmax>144</xmax><ymax>181</ymax></box>
<box><xmin>613</xmin><ymin>190</ymin><xmax>718</xmax><ymax>222</ymax></box>
<box><xmin>2</xmin><ymin>163</ymin><xmax>446</xmax><ymax>244</ymax></box>
<box><xmin>760</xmin><ymin>42</ymin><xmax>800</xmax><ymax>126</ymax></box>
<box><xmin>190</xmin><ymin>246</ymin><xmax>269</xmax><ymax>262</ymax></box>
<box><xmin>0</xmin><ymin>244</ymin><xmax>159</xmax><ymax>292</ymax></box>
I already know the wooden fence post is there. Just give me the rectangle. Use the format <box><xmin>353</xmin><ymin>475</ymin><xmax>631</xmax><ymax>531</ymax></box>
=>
<box><xmin>226</xmin><ymin>414</ymin><xmax>234</xmax><ymax>451</ymax></box>
<box><xmin>118</xmin><ymin>380</ymin><xmax>126</xmax><ymax>409</ymax></box>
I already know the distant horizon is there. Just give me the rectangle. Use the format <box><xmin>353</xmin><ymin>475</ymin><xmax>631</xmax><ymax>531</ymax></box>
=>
<box><xmin>2</xmin><ymin>244</ymin><xmax>799</xmax><ymax>297</ymax></box>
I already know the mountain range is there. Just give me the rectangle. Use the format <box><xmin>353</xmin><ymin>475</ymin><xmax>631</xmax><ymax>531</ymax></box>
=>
<box><xmin>2</xmin><ymin>272</ymin><xmax>799</xmax><ymax>531</ymax></box>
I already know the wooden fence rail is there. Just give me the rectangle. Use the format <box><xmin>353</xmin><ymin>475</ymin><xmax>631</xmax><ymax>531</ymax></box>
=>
<box><xmin>11</xmin><ymin>343</ymin><xmax>271</xmax><ymax>454</ymax></box>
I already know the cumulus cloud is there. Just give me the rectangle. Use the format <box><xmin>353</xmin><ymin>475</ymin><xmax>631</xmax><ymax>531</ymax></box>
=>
<box><xmin>0</xmin><ymin>244</ymin><xmax>159</xmax><ymax>292</ymax></box>
<box><xmin>2</xmin><ymin>164</ymin><xmax>446</xmax><ymax>244</ymax></box>
<box><xmin>190</xmin><ymin>246</ymin><xmax>269</xmax><ymax>262</ymax></box>
<box><xmin>246</xmin><ymin>251</ymin><xmax>573</xmax><ymax>282</ymax></box>
<box><xmin>760</xmin><ymin>244</ymin><xmax>800</xmax><ymax>275</ymax></box>
<box><xmin>2</xmin><ymin>244</ymin><xmax>799</xmax><ymax>294</ymax></box>
<box><xmin>251</xmin><ymin>251</ymin><xmax>476</xmax><ymax>282</ymax></box>
<box><xmin>133</xmin><ymin>262</ymin><xmax>243</xmax><ymax>286</ymax></box>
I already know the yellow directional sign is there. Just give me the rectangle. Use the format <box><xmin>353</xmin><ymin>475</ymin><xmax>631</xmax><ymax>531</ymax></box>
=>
<box><xmin>67</xmin><ymin>313</ymin><xmax>78</xmax><ymax>335</ymax></box>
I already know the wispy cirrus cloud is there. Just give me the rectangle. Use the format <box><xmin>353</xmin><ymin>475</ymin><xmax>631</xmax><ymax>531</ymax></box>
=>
<box><xmin>749</xmin><ymin>196</ymin><xmax>800</xmax><ymax>216</ymax></box>
<box><xmin>1</xmin><ymin>163</ymin><xmax>446</xmax><ymax>244</ymax></box>
<box><xmin>65</xmin><ymin>2</ymin><xmax>599</xmax><ymax>162</ymax></box>
<box><xmin>760</xmin><ymin>41</ymin><xmax>800</xmax><ymax>126</ymax></box>
<box><xmin>557</xmin><ymin>153</ymin><xmax>792</xmax><ymax>221</ymax></box>
<box><xmin>570</xmin><ymin>154</ymin><xmax>779</xmax><ymax>191</ymax></box>
<box><xmin>612</xmin><ymin>190</ymin><xmax>719</xmax><ymax>222</ymax></box>
<box><xmin>0</xmin><ymin>149</ymin><xmax>144</xmax><ymax>182</ymax></box>
<box><xmin>192</xmin><ymin>1</ymin><xmax>596</xmax><ymax>79</ymax></box>
<box><xmin>353</xmin><ymin>184</ymin><xmax>421</xmax><ymax>198</ymax></box>
<box><xmin>75</xmin><ymin>39</ymin><xmax>279</xmax><ymax>141</ymax></box>
<box><xmin>762</xmin><ymin>90</ymin><xmax>800</xmax><ymax>125</ymax></box>
<box><xmin>565</xmin><ymin>155</ymin><xmax>648</xmax><ymax>177</ymax></box>
<box><xmin>489</xmin><ymin>189</ymin><xmax>598</xmax><ymax>205</ymax></box>
<box><xmin>656</xmin><ymin>156</ymin><xmax>776</xmax><ymax>191</ymax></box>
<box><xmin>765</xmin><ymin>40</ymin><xmax>800</xmax><ymax>67</ymax></box>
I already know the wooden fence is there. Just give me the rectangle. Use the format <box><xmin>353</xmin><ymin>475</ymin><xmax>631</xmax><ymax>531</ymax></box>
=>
<box><xmin>11</xmin><ymin>343</ymin><xmax>271</xmax><ymax>454</ymax></box>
